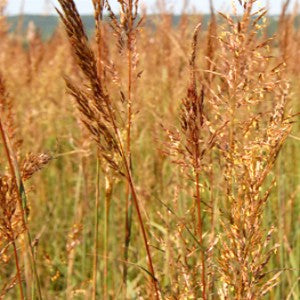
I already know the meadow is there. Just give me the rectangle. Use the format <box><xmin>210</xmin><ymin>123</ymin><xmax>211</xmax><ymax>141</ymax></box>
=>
<box><xmin>0</xmin><ymin>0</ymin><xmax>299</xmax><ymax>299</ymax></box>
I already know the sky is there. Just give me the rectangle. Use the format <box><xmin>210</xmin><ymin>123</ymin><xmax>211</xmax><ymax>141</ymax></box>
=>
<box><xmin>5</xmin><ymin>0</ymin><xmax>298</xmax><ymax>15</ymax></box>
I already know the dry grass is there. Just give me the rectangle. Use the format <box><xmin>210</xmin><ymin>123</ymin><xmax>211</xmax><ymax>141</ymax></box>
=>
<box><xmin>0</xmin><ymin>0</ymin><xmax>299</xmax><ymax>299</ymax></box>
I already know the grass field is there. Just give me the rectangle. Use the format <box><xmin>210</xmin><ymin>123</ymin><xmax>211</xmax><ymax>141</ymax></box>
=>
<box><xmin>0</xmin><ymin>0</ymin><xmax>299</xmax><ymax>299</ymax></box>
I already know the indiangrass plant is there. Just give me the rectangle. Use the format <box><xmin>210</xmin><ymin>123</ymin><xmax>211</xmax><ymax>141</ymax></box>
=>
<box><xmin>0</xmin><ymin>0</ymin><xmax>299</xmax><ymax>298</ymax></box>
<box><xmin>57</xmin><ymin>0</ymin><xmax>159</xmax><ymax>298</ymax></box>
<box><xmin>162</xmin><ymin>22</ymin><xmax>227</xmax><ymax>299</ymax></box>
<box><xmin>105</xmin><ymin>1</ymin><xmax>142</xmax><ymax>292</ymax></box>
<box><xmin>0</xmin><ymin>74</ymin><xmax>51</xmax><ymax>299</ymax></box>
<box><xmin>205</xmin><ymin>1</ymin><xmax>294</xmax><ymax>298</ymax></box>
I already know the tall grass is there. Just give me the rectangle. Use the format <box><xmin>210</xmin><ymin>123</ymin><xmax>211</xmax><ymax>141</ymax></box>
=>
<box><xmin>0</xmin><ymin>0</ymin><xmax>299</xmax><ymax>299</ymax></box>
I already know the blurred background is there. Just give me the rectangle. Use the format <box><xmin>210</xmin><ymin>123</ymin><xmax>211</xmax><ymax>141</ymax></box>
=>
<box><xmin>6</xmin><ymin>0</ymin><xmax>299</xmax><ymax>15</ymax></box>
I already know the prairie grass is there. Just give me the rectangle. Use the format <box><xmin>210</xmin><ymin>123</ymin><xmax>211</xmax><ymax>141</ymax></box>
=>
<box><xmin>0</xmin><ymin>0</ymin><xmax>299</xmax><ymax>299</ymax></box>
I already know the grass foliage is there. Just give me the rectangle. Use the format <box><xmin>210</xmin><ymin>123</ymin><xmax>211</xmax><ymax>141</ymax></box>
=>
<box><xmin>0</xmin><ymin>0</ymin><xmax>299</xmax><ymax>299</ymax></box>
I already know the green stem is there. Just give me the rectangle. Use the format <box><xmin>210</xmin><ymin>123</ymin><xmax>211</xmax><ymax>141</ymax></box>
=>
<box><xmin>92</xmin><ymin>157</ymin><xmax>100</xmax><ymax>300</ymax></box>
<box><xmin>103</xmin><ymin>174</ymin><xmax>112</xmax><ymax>300</ymax></box>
